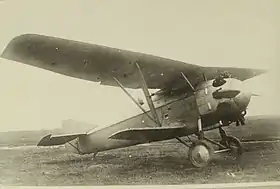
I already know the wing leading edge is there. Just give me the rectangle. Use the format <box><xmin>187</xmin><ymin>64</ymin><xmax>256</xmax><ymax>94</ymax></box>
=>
<box><xmin>1</xmin><ymin>34</ymin><xmax>266</xmax><ymax>93</ymax></box>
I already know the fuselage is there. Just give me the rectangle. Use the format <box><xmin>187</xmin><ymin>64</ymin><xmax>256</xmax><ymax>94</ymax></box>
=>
<box><xmin>66</xmin><ymin>78</ymin><xmax>252</xmax><ymax>155</ymax></box>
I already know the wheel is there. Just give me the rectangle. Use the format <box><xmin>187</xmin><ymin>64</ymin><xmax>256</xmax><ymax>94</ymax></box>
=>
<box><xmin>188</xmin><ymin>140</ymin><xmax>214</xmax><ymax>168</ymax></box>
<box><xmin>226</xmin><ymin>136</ymin><xmax>244</xmax><ymax>157</ymax></box>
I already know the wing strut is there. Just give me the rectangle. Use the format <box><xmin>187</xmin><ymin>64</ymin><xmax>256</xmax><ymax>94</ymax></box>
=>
<box><xmin>180</xmin><ymin>72</ymin><xmax>195</xmax><ymax>92</ymax></box>
<box><xmin>180</xmin><ymin>72</ymin><xmax>203</xmax><ymax>139</ymax></box>
<box><xmin>113</xmin><ymin>77</ymin><xmax>157</xmax><ymax>125</ymax></box>
<box><xmin>136</xmin><ymin>63</ymin><xmax>162</xmax><ymax>127</ymax></box>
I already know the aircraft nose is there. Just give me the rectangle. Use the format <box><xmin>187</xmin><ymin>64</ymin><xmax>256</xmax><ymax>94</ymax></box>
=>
<box><xmin>215</xmin><ymin>78</ymin><xmax>252</xmax><ymax>112</ymax></box>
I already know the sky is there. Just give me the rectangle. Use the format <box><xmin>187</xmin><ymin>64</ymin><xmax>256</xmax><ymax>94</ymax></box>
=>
<box><xmin>0</xmin><ymin>0</ymin><xmax>279</xmax><ymax>131</ymax></box>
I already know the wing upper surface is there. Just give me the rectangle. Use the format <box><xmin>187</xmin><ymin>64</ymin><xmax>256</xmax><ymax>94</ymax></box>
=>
<box><xmin>1</xmin><ymin>34</ymin><xmax>266</xmax><ymax>91</ymax></box>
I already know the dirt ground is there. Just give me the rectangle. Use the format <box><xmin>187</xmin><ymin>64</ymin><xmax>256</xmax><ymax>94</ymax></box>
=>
<box><xmin>0</xmin><ymin>140</ymin><xmax>280</xmax><ymax>186</ymax></box>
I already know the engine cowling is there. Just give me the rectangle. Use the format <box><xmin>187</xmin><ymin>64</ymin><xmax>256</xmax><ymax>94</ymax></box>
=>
<box><xmin>195</xmin><ymin>78</ymin><xmax>252</xmax><ymax>126</ymax></box>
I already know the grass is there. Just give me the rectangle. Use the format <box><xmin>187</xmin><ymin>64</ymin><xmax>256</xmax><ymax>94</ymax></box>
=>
<box><xmin>0</xmin><ymin>141</ymin><xmax>280</xmax><ymax>185</ymax></box>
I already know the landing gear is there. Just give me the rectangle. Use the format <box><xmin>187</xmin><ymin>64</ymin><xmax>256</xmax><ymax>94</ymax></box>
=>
<box><xmin>222</xmin><ymin>135</ymin><xmax>243</xmax><ymax>157</ymax></box>
<box><xmin>187</xmin><ymin>118</ymin><xmax>214</xmax><ymax>168</ymax></box>
<box><xmin>218</xmin><ymin>127</ymin><xmax>243</xmax><ymax>156</ymax></box>
<box><xmin>178</xmin><ymin>127</ymin><xmax>244</xmax><ymax>168</ymax></box>
<box><xmin>188</xmin><ymin>140</ymin><xmax>214</xmax><ymax>168</ymax></box>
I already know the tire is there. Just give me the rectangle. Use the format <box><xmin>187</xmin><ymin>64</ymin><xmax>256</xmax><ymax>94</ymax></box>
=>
<box><xmin>188</xmin><ymin>140</ymin><xmax>214</xmax><ymax>168</ymax></box>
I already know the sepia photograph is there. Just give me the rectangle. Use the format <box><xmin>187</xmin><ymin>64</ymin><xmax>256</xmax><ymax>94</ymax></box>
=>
<box><xmin>0</xmin><ymin>0</ymin><xmax>279</xmax><ymax>188</ymax></box>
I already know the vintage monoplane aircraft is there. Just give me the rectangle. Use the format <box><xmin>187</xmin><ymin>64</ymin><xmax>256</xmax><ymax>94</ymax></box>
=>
<box><xmin>1</xmin><ymin>34</ymin><xmax>266</xmax><ymax>167</ymax></box>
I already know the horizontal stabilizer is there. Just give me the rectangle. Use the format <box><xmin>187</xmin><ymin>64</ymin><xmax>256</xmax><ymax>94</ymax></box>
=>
<box><xmin>37</xmin><ymin>133</ymin><xmax>87</xmax><ymax>146</ymax></box>
<box><xmin>109</xmin><ymin>126</ymin><xmax>190</xmax><ymax>142</ymax></box>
